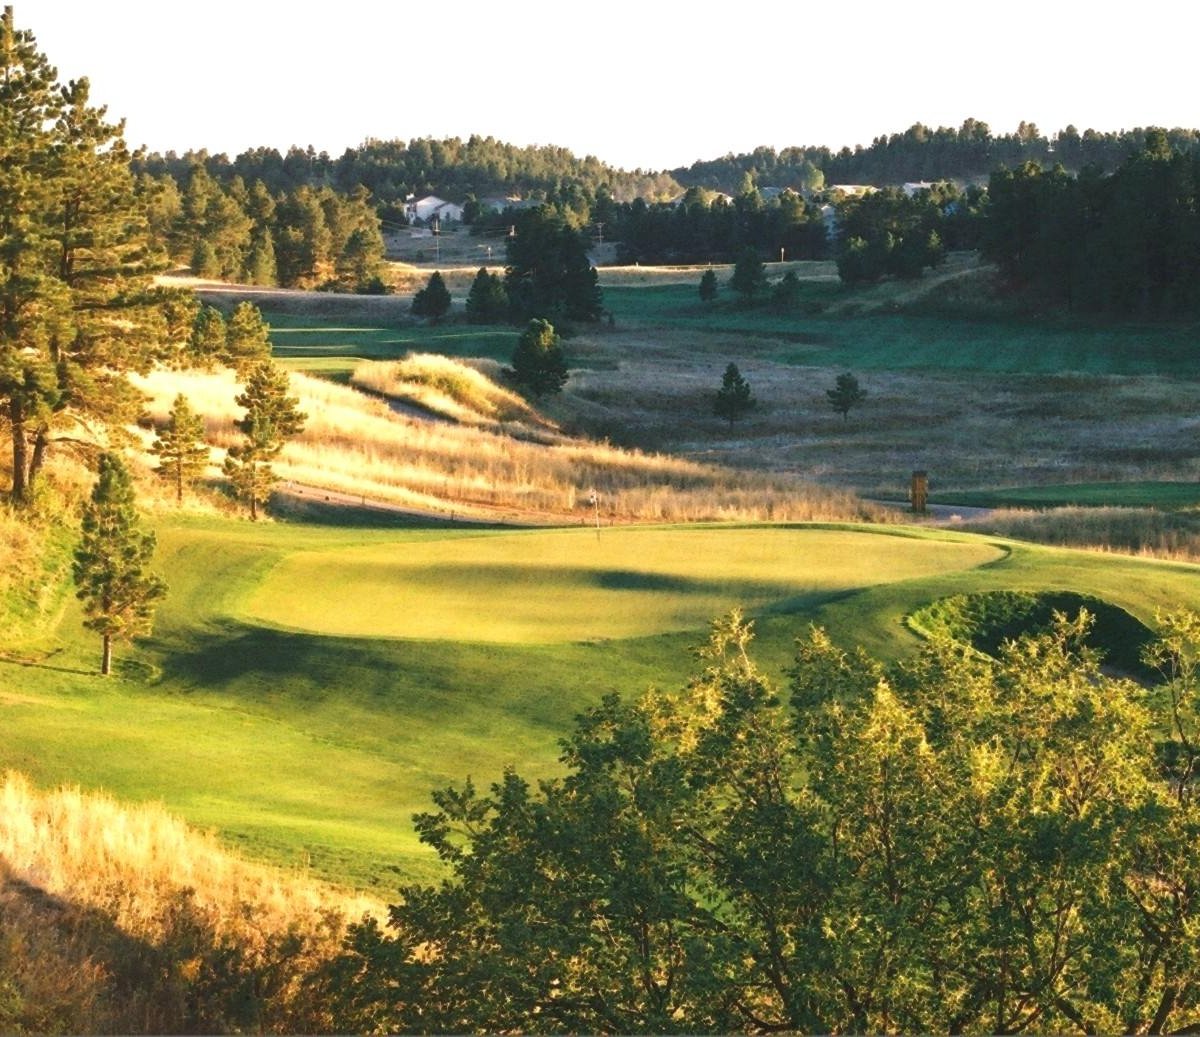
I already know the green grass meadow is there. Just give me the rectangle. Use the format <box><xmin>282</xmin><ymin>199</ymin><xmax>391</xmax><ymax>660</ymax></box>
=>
<box><xmin>5</xmin><ymin>514</ymin><xmax>1200</xmax><ymax>890</ymax></box>
<box><xmin>604</xmin><ymin>283</ymin><xmax>1200</xmax><ymax>376</ymax></box>
<box><xmin>264</xmin><ymin>311</ymin><xmax>517</xmax><ymax>365</ymax></box>
<box><xmin>937</xmin><ymin>481</ymin><xmax>1200</xmax><ymax>510</ymax></box>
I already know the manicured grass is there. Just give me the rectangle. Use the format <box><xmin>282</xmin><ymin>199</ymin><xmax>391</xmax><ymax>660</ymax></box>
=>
<box><xmin>603</xmin><ymin>283</ymin><xmax>1200</xmax><ymax>376</ymax></box>
<box><xmin>263</xmin><ymin>310</ymin><xmax>517</xmax><ymax>363</ymax></box>
<box><xmin>245</xmin><ymin>526</ymin><xmax>1001</xmax><ymax>642</ymax></box>
<box><xmin>5</xmin><ymin>514</ymin><xmax>1200</xmax><ymax>891</ymax></box>
<box><xmin>936</xmin><ymin>481</ymin><xmax>1200</xmax><ymax>510</ymax></box>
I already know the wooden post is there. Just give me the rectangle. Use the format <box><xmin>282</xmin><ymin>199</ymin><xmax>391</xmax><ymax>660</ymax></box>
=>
<box><xmin>911</xmin><ymin>470</ymin><xmax>928</xmax><ymax>515</ymax></box>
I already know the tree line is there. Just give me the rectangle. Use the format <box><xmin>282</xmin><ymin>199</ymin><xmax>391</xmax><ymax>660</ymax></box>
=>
<box><xmin>0</xmin><ymin>8</ymin><xmax>305</xmax><ymax>674</ymax></box>
<box><xmin>135</xmin><ymin>135</ymin><xmax>682</xmax><ymax>227</ymax></box>
<box><xmin>983</xmin><ymin>130</ymin><xmax>1200</xmax><ymax>315</ymax></box>
<box><xmin>608</xmin><ymin>186</ymin><xmax>829</xmax><ymax>265</ymax></box>
<box><xmin>138</xmin><ymin>166</ymin><xmax>387</xmax><ymax>291</ymax></box>
<box><xmin>328</xmin><ymin>609</ymin><xmax>1200</xmax><ymax>1033</ymax></box>
<box><xmin>674</xmin><ymin>120</ymin><xmax>1200</xmax><ymax>193</ymax></box>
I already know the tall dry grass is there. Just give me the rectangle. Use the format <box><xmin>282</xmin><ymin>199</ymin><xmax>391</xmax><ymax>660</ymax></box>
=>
<box><xmin>960</xmin><ymin>506</ymin><xmax>1200</xmax><ymax>563</ymax></box>
<box><xmin>350</xmin><ymin>353</ymin><xmax>543</xmax><ymax>428</ymax></box>
<box><xmin>131</xmin><ymin>366</ymin><xmax>887</xmax><ymax>524</ymax></box>
<box><xmin>0</xmin><ymin>770</ymin><xmax>378</xmax><ymax>1032</ymax></box>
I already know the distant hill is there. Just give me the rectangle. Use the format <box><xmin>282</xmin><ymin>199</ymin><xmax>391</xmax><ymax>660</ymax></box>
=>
<box><xmin>136</xmin><ymin>135</ymin><xmax>683</xmax><ymax>215</ymax></box>
<box><xmin>673</xmin><ymin>121</ymin><xmax>1200</xmax><ymax>194</ymax></box>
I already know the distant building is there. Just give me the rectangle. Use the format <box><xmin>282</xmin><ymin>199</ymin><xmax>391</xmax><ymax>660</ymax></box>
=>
<box><xmin>827</xmin><ymin>184</ymin><xmax>876</xmax><ymax>198</ymax></box>
<box><xmin>669</xmin><ymin>190</ymin><xmax>735</xmax><ymax>207</ymax></box>
<box><xmin>902</xmin><ymin>181</ymin><xmax>936</xmax><ymax>197</ymax></box>
<box><xmin>405</xmin><ymin>195</ymin><xmax>464</xmax><ymax>225</ymax></box>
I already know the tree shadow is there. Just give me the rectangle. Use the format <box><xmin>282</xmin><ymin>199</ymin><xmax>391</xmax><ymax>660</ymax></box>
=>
<box><xmin>0</xmin><ymin>647</ymin><xmax>94</xmax><ymax>678</ymax></box>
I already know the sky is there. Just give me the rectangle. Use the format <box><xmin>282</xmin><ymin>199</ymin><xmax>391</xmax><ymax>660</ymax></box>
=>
<box><xmin>23</xmin><ymin>0</ymin><xmax>1200</xmax><ymax>172</ymax></box>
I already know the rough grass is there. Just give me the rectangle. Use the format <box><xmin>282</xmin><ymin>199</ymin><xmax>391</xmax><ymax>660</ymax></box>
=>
<box><xmin>958</xmin><ymin>506</ymin><xmax>1200</xmax><ymax>564</ymax></box>
<box><xmin>0</xmin><ymin>770</ymin><xmax>377</xmax><ymax>1032</ymax></box>
<box><xmin>131</xmin><ymin>366</ymin><xmax>885</xmax><ymax>525</ymax></box>
<box><xmin>350</xmin><ymin>353</ymin><xmax>543</xmax><ymax>427</ymax></box>
<box><xmin>186</xmin><ymin>267</ymin><xmax>1200</xmax><ymax>502</ymax></box>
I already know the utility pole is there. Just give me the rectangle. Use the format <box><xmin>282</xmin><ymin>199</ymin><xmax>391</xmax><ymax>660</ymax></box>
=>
<box><xmin>594</xmin><ymin>221</ymin><xmax>604</xmax><ymax>246</ymax></box>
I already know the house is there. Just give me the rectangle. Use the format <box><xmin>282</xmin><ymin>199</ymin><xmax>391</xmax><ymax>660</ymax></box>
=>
<box><xmin>827</xmin><ymin>184</ymin><xmax>876</xmax><ymax>198</ymax></box>
<box><xmin>405</xmin><ymin>195</ymin><xmax>465</xmax><ymax>225</ymax></box>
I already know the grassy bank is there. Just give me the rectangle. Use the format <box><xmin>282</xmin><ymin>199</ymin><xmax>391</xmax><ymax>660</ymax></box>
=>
<box><xmin>4</xmin><ymin>514</ymin><xmax>1200</xmax><ymax>889</ymax></box>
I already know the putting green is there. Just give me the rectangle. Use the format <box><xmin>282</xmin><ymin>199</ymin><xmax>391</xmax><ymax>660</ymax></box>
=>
<box><xmin>243</xmin><ymin>526</ymin><xmax>1004</xmax><ymax>643</ymax></box>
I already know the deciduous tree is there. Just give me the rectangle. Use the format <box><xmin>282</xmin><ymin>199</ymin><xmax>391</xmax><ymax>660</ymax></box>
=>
<box><xmin>72</xmin><ymin>453</ymin><xmax>167</xmax><ymax>676</ymax></box>
<box><xmin>333</xmin><ymin>610</ymin><xmax>1200</xmax><ymax>1034</ymax></box>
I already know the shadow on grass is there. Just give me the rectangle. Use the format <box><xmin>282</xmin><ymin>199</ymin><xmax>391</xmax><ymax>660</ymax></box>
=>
<box><xmin>0</xmin><ymin>647</ymin><xmax>93</xmax><ymax>677</ymax></box>
<box><xmin>156</xmin><ymin>623</ymin><xmax>401</xmax><ymax>691</ymax></box>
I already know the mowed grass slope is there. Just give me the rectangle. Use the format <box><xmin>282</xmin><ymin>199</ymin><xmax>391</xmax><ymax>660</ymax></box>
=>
<box><xmin>244</xmin><ymin>526</ymin><xmax>1001</xmax><ymax>642</ymax></box>
<box><xmin>6</xmin><ymin>515</ymin><xmax>1200</xmax><ymax>890</ymax></box>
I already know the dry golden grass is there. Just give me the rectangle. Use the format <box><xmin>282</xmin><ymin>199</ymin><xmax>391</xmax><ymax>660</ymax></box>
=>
<box><xmin>960</xmin><ymin>506</ymin><xmax>1200</xmax><ymax>564</ymax></box>
<box><xmin>131</xmin><ymin>366</ymin><xmax>886</xmax><ymax>524</ymax></box>
<box><xmin>0</xmin><ymin>771</ymin><xmax>377</xmax><ymax>937</ymax></box>
<box><xmin>0</xmin><ymin>770</ymin><xmax>379</xmax><ymax>1031</ymax></box>
<box><xmin>350</xmin><ymin>353</ymin><xmax>545</xmax><ymax>428</ymax></box>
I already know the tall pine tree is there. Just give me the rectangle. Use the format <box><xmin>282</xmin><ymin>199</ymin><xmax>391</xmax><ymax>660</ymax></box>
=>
<box><xmin>222</xmin><ymin>361</ymin><xmax>305</xmax><ymax>520</ymax></box>
<box><xmin>73</xmin><ymin>453</ymin><xmax>167</xmax><ymax>676</ymax></box>
<box><xmin>151</xmin><ymin>394</ymin><xmax>209</xmax><ymax>505</ymax></box>
<box><xmin>1</xmin><ymin>12</ymin><xmax>171</xmax><ymax>505</ymax></box>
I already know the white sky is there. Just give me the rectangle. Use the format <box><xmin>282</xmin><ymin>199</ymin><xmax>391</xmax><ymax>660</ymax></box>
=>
<box><xmin>23</xmin><ymin>0</ymin><xmax>1200</xmax><ymax>172</ymax></box>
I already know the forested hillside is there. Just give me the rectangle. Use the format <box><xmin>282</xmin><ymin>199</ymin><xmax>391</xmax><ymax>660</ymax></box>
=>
<box><xmin>136</xmin><ymin>136</ymin><xmax>682</xmax><ymax>217</ymax></box>
<box><xmin>674</xmin><ymin>120</ymin><xmax>1200</xmax><ymax>192</ymax></box>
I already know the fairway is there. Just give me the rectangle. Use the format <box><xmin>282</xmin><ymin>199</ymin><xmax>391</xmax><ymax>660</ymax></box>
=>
<box><xmin>244</xmin><ymin>526</ymin><xmax>1004</xmax><ymax>642</ymax></box>
<box><xmin>6</xmin><ymin>513</ymin><xmax>1200</xmax><ymax>889</ymax></box>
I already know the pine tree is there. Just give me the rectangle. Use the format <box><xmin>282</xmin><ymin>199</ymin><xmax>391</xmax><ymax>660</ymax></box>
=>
<box><xmin>465</xmin><ymin>267</ymin><xmax>509</xmax><ymax>324</ymax></box>
<box><xmin>1</xmin><ymin>15</ymin><xmax>170</xmax><ymax>506</ymax></box>
<box><xmin>411</xmin><ymin>271</ymin><xmax>452</xmax><ymax>321</ymax></box>
<box><xmin>713</xmin><ymin>362</ymin><xmax>755</xmax><ymax>427</ymax></box>
<box><xmin>188</xmin><ymin>305</ymin><xmax>227</xmax><ymax>367</ymax></box>
<box><xmin>827</xmin><ymin>371</ymin><xmax>867</xmax><ymax>421</ymax></box>
<box><xmin>504</xmin><ymin>206</ymin><xmax>603</xmax><ymax>323</ymax></box>
<box><xmin>222</xmin><ymin>362</ymin><xmax>306</xmax><ymax>520</ymax></box>
<box><xmin>509</xmin><ymin>318</ymin><xmax>568</xmax><ymax>398</ymax></box>
<box><xmin>223</xmin><ymin>302</ymin><xmax>272</xmax><ymax>375</ymax></box>
<box><xmin>699</xmin><ymin>268</ymin><xmax>718</xmax><ymax>302</ymax></box>
<box><xmin>151</xmin><ymin>394</ymin><xmax>210</xmax><ymax>505</ymax></box>
<box><xmin>730</xmin><ymin>248</ymin><xmax>767</xmax><ymax>301</ymax></box>
<box><xmin>73</xmin><ymin>453</ymin><xmax>167</xmax><ymax>676</ymax></box>
<box><xmin>244</xmin><ymin>227</ymin><xmax>278</xmax><ymax>286</ymax></box>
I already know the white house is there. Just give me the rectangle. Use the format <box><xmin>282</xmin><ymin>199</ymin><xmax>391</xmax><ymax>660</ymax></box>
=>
<box><xmin>827</xmin><ymin>184</ymin><xmax>876</xmax><ymax>198</ymax></box>
<box><xmin>405</xmin><ymin>195</ymin><xmax>465</xmax><ymax>225</ymax></box>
